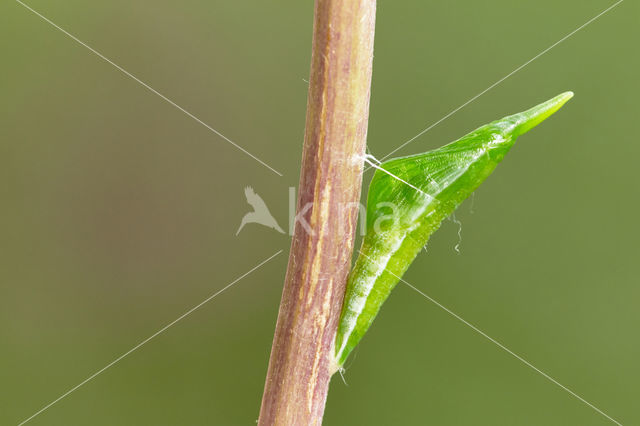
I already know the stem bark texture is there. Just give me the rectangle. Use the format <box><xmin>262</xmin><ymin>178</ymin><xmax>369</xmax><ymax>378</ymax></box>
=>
<box><xmin>258</xmin><ymin>0</ymin><xmax>376</xmax><ymax>424</ymax></box>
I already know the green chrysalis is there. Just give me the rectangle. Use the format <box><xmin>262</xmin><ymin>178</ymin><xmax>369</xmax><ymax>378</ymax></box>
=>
<box><xmin>332</xmin><ymin>92</ymin><xmax>574</xmax><ymax>371</ymax></box>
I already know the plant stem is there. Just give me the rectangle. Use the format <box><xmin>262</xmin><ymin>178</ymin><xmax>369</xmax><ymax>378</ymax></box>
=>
<box><xmin>258</xmin><ymin>1</ymin><xmax>376</xmax><ymax>424</ymax></box>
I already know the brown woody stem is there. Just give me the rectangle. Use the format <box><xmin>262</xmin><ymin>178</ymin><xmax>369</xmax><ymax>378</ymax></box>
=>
<box><xmin>257</xmin><ymin>0</ymin><xmax>376</xmax><ymax>424</ymax></box>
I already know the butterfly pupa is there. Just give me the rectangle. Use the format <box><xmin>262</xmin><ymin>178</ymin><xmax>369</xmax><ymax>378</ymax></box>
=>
<box><xmin>332</xmin><ymin>92</ymin><xmax>574</xmax><ymax>371</ymax></box>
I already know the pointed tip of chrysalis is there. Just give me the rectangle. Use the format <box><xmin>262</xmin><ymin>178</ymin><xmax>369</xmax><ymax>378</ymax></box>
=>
<box><xmin>509</xmin><ymin>91</ymin><xmax>574</xmax><ymax>136</ymax></box>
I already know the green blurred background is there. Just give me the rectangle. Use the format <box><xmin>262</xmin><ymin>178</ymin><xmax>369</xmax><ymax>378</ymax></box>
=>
<box><xmin>1</xmin><ymin>0</ymin><xmax>638</xmax><ymax>424</ymax></box>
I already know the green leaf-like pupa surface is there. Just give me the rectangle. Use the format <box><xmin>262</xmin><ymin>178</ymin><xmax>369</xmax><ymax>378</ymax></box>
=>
<box><xmin>333</xmin><ymin>92</ymin><xmax>574</xmax><ymax>370</ymax></box>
